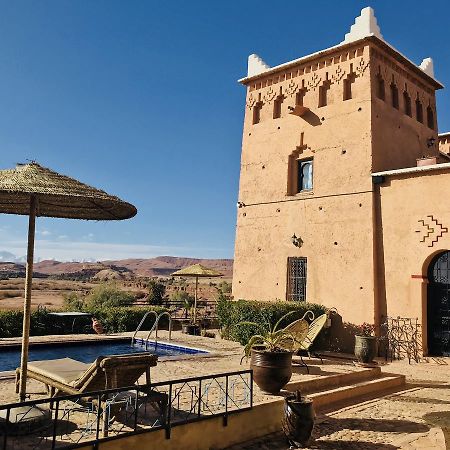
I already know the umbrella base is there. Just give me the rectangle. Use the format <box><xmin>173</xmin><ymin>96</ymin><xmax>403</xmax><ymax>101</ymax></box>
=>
<box><xmin>0</xmin><ymin>405</ymin><xmax>51</xmax><ymax>435</ymax></box>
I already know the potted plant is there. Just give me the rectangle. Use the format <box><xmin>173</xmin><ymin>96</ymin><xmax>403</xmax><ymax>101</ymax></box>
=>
<box><xmin>241</xmin><ymin>311</ymin><xmax>298</xmax><ymax>394</ymax></box>
<box><xmin>282</xmin><ymin>390</ymin><xmax>315</xmax><ymax>448</ymax></box>
<box><xmin>181</xmin><ymin>297</ymin><xmax>201</xmax><ymax>335</ymax></box>
<box><xmin>354</xmin><ymin>322</ymin><xmax>377</xmax><ymax>364</ymax></box>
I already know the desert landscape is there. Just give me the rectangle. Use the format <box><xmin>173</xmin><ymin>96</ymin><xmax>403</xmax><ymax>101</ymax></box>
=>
<box><xmin>0</xmin><ymin>256</ymin><xmax>233</xmax><ymax>310</ymax></box>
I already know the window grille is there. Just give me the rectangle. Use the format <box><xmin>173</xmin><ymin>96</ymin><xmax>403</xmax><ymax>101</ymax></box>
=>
<box><xmin>287</xmin><ymin>257</ymin><xmax>307</xmax><ymax>301</ymax></box>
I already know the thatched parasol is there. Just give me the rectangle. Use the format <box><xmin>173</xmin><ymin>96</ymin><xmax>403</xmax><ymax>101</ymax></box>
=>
<box><xmin>0</xmin><ymin>162</ymin><xmax>136</xmax><ymax>402</ymax></box>
<box><xmin>171</xmin><ymin>264</ymin><xmax>223</xmax><ymax>323</ymax></box>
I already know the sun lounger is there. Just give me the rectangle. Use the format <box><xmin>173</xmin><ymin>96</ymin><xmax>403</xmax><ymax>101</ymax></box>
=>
<box><xmin>15</xmin><ymin>353</ymin><xmax>167</xmax><ymax>436</ymax></box>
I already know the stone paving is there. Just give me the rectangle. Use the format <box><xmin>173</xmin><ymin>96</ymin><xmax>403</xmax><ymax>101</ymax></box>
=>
<box><xmin>225</xmin><ymin>357</ymin><xmax>450</xmax><ymax>449</ymax></box>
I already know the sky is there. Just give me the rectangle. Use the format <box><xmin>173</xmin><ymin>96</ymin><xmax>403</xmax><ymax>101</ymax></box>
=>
<box><xmin>0</xmin><ymin>0</ymin><xmax>449</xmax><ymax>262</ymax></box>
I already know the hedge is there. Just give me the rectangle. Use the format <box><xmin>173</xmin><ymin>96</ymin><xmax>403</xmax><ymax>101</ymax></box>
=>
<box><xmin>0</xmin><ymin>306</ymin><xmax>169</xmax><ymax>338</ymax></box>
<box><xmin>217</xmin><ymin>298</ymin><xmax>327</xmax><ymax>346</ymax></box>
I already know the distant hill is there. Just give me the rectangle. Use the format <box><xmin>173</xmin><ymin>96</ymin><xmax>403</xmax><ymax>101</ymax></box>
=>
<box><xmin>32</xmin><ymin>256</ymin><xmax>233</xmax><ymax>278</ymax></box>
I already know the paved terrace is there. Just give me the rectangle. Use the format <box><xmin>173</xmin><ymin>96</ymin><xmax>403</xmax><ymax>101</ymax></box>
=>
<box><xmin>0</xmin><ymin>332</ymin><xmax>449</xmax><ymax>449</ymax></box>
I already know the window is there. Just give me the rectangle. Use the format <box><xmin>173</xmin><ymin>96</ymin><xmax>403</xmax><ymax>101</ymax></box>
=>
<box><xmin>427</xmin><ymin>106</ymin><xmax>435</xmax><ymax>130</ymax></box>
<box><xmin>403</xmin><ymin>91</ymin><xmax>412</xmax><ymax>117</ymax></box>
<box><xmin>287</xmin><ymin>257</ymin><xmax>307</xmax><ymax>301</ymax></box>
<box><xmin>273</xmin><ymin>95</ymin><xmax>283</xmax><ymax>119</ymax></box>
<box><xmin>297</xmin><ymin>159</ymin><xmax>313</xmax><ymax>192</ymax></box>
<box><xmin>390</xmin><ymin>82</ymin><xmax>399</xmax><ymax>109</ymax></box>
<box><xmin>252</xmin><ymin>101</ymin><xmax>262</xmax><ymax>124</ymax></box>
<box><xmin>416</xmin><ymin>98</ymin><xmax>423</xmax><ymax>123</ymax></box>
<box><xmin>343</xmin><ymin>73</ymin><xmax>356</xmax><ymax>101</ymax></box>
<box><xmin>376</xmin><ymin>74</ymin><xmax>385</xmax><ymax>100</ymax></box>
<box><xmin>318</xmin><ymin>81</ymin><xmax>331</xmax><ymax>107</ymax></box>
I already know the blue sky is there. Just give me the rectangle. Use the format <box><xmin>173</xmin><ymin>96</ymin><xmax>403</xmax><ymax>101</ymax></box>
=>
<box><xmin>0</xmin><ymin>0</ymin><xmax>449</xmax><ymax>262</ymax></box>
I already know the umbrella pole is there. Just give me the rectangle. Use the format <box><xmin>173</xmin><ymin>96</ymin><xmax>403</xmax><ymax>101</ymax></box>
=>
<box><xmin>193</xmin><ymin>276</ymin><xmax>198</xmax><ymax>323</ymax></box>
<box><xmin>18</xmin><ymin>195</ymin><xmax>37</xmax><ymax>402</ymax></box>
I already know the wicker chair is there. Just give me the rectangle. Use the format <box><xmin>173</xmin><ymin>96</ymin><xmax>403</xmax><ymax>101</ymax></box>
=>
<box><xmin>15</xmin><ymin>353</ymin><xmax>167</xmax><ymax>436</ymax></box>
<box><xmin>290</xmin><ymin>314</ymin><xmax>328</xmax><ymax>373</ymax></box>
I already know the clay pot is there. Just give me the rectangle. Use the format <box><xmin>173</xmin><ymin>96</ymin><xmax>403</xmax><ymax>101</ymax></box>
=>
<box><xmin>282</xmin><ymin>391</ymin><xmax>315</xmax><ymax>448</ymax></box>
<box><xmin>250</xmin><ymin>346</ymin><xmax>293</xmax><ymax>394</ymax></box>
<box><xmin>354</xmin><ymin>335</ymin><xmax>377</xmax><ymax>363</ymax></box>
<box><xmin>181</xmin><ymin>323</ymin><xmax>200</xmax><ymax>335</ymax></box>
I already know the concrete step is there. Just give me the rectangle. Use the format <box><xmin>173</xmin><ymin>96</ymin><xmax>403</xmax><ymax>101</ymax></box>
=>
<box><xmin>309</xmin><ymin>374</ymin><xmax>406</xmax><ymax>411</ymax></box>
<box><xmin>285</xmin><ymin>366</ymin><xmax>382</xmax><ymax>394</ymax></box>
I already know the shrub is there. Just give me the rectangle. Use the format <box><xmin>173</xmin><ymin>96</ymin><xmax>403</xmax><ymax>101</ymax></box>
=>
<box><xmin>0</xmin><ymin>305</ymin><xmax>170</xmax><ymax>337</ymax></box>
<box><xmin>169</xmin><ymin>291</ymin><xmax>194</xmax><ymax>307</ymax></box>
<box><xmin>217</xmin><ymin>299</ymin><xmax>327</xmax><ymax>346</ymax></box>
<box><xmin>84</xmin><ymin>283</ymin><xmax>134</xmax><ymax>309</ymax></box>
<box><xmin>62</xmin><ymin>292</ymin><xmax>85</xmax><ymax>311</ymax></box>
<box><xmin>147</xmin><ymin>280</ymin><xmax>166</xmax><ymax>305</ymax></box>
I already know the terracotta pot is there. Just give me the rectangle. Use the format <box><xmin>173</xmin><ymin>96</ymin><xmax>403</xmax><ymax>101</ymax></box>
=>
<box><xmin>282</xmin><ymin>392</ymin><xmax>315</xmax><ymax>448</ymax></box>
<box><xmin>250</xmin><ymin>346</ymin><xmax>293</xmax><ymax>394</ymax></box>
<box><xmin>181</xmin><ymin>323</ymin><xmax>200</xmax><ymax>335</ymax></box>
<box><xmin>354</xmin><ymin>335</ymin><xmax>377</xmax><ymax>363</ymax></box>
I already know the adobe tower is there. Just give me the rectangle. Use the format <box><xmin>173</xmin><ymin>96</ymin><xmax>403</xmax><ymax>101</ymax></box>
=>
<box><xmin>233</xmin><ymin>7</ymin><xmax>447</xmax><ymax>337</ymax></box>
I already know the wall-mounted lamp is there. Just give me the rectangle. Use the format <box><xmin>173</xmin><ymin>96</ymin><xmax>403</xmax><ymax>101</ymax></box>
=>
<box><xmin>237</xmin><ymin>201</ymin><xmax>246</xmax><ymax>208</ymax></box>
<box><xmin>291</xmin><ymin>233</ymin><xmax>303</xmax><ymax>247</ymax></box>
<box><xmin>427</xmin><ymin>137</ymin><xmax>436</xmax><ymax>148</ymax></box>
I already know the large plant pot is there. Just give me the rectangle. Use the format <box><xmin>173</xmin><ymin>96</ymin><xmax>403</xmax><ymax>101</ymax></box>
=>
<box><xmin>282</xmin><ymin>392</ymin><xmax>315</xmax><ymax>448</ymax></box>
<box><xmin>354</xmin><ymin>335</ymin><xmax>377</xmax><ymax>363</ymax></box>
<box><xmin>181</xmin><ymin>323</ymin><xmax>200</xmax><ymax>335</ymax></box>
<box><xmin>250</xmin><ymin>347</ymin><xmax>293</xmax><ymax>394</ymax></box>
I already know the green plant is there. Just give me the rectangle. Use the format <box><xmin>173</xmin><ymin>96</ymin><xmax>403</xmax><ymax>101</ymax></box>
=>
<box><xmin>147</xmin><ymin>280</ymin><xmax>166</xmax><ymax>305</ymax></box>
<box><xmin>240</xmin><ymin>311</ymin><xmax>299</xmax><ymax>357</ymax></box>
<box><xmin>84</xmin><ymin>282</ymin><xmax>134</xmax><ymax>309</ymax></box>
<box><xmin>62</xmin><ymin>292</ymin><xmax>85</xmax><ymax>311</ymax></box>
<box><xmin>217</xmin><ymin>299</ymin><xmax>327</xmax><ymax>346</ymax></box>
<box><xmin>356</xmin><ymin>322</ymin><xmax>375</xmax><ymax>337</ymax></box>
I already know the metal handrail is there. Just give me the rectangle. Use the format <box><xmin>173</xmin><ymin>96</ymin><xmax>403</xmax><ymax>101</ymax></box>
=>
<box><xmin>131</xmin><ymin>311</ymin><xmax>158</xmax><ymax>345</ymax></box>
<box><xmin>144</xmin><ymin>312</ymin><xmax>172</xmax><ymax>349</ymax></box>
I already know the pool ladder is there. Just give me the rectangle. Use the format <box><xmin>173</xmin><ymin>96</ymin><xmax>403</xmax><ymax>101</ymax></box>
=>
<box><xmin>131</xmin><ymin>311</ymin><xmax>172</xmax><ymax>349</ymax></box>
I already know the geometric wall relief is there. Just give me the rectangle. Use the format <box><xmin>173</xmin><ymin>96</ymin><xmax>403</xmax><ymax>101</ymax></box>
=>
<box><xmin>285</xmin><ymin>79</ymin><xmax>299</xmax><ymax>97</ymax></box>
<box><xmin>332</xmin><ymin>65</ymin><xmax>346</xmax><ymax>84</ymax></box>
<box><xmin>307</xmin><ymin>72</ymin><xmax>322</xmax><ymax>91</ymax></box>
<box><xmin>355</xmin><ymin>57</ymin><xmax>370</xmax><ymax>77</ymax></box>
<box><xmin>246</xmin><ymin>93</ymin><xmax>257</xmax><ymax>109</ymax></box>
<box><xmin>416</xmin><ymin>215</ymin><xmax>449</xmax><ymax>247</ymax></box>
<box><xmin>263</xmin><ymin>86</ymin><xmax>278</xmax><ymax>104</ymax></box>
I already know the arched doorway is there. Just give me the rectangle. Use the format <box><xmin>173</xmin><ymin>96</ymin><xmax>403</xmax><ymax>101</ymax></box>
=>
<box><xmin>427</xmin><ymin>251</ymin><xmax>450</xmax><ymax>356</ymax></box>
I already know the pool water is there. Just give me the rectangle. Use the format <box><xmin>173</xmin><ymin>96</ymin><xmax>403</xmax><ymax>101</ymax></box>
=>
<box><xmin>0</xmin><ymin>339</ymin><xmax>207</xmax><ymax>372</ymax></box>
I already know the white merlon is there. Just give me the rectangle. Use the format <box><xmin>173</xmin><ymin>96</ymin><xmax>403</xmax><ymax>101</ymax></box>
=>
<box><xmin>247</xmin><ymin>54</ymin><xmax>270</xmax><ymax>77</ymax></box>
<box><xmin>342</xmin><ymin>6</ymin><xmax>383</xmax><ymax>44</ymax></box>
<box><xmin>419</xmin><ymin>57</ymin><xmax>434</xmax><ymax>78</ymax></box>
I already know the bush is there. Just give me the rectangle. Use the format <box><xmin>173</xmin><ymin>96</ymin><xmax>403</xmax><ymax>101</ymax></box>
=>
<box><xmin>217</xmin><ymin>299</ymin><xmax>327</xmax><ymax>346</ymax></box>
<box><xmin>84</xmin><ymin>283</ymin><xmax>134</xmax><ymax>309</ymax></box>
<box><xmin>169</xmin><ymin>291</ymin><xmax>194</xmax><ymax>307</ymax></box>
<box><xmin>62</xmin><ymin>292</ymin><xmax>85</xmax><ymax>311</ymax></box>
<box><xmin>0</xmin><ymin>305</ymin><xmax>170</xmax><ymax>337</ymax></box>
<box><xmin>147</xmin><ymin>280</ymin><xmax>166</xmax><ymax>305</ymax></box>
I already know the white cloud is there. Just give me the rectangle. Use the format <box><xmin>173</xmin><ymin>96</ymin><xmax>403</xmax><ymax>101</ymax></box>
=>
<box><xmin>0</xmin><ymin>237</ymin><xmax>227</xmax><ymax>262</ymax></box>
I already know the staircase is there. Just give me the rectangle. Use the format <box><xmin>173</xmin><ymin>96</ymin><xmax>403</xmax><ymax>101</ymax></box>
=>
<box><xmin>285</xmin><ymin>366</ymin><xmax>406</xmax><ymax>412</ymax></box>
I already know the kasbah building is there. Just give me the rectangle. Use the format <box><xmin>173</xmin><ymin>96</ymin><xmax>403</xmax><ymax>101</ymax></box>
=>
<box><xmin>232</xmin><ymin>7</ymin><xmax>450</xmax><ymax>357</ymax></box>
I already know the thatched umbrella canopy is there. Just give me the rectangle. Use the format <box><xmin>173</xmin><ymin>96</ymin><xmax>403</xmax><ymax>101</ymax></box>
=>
<box><xmin>171</xmin><ymin>264</ymin><xmax>223</xmax><ymax>323</ymax></box>
<box><xmin>0</xmin><ymin>162</ymin><xmax>136</xmax><ymax>401</ymax></box>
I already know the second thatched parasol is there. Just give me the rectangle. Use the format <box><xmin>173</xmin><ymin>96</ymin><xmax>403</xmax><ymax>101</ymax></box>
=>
<box><xmin>0</xmin><ymin>162</ymin><xmax>136</xmax><ymax>402</ymax></box>
<box><xmin>171</xmin><ymin>263</ymin><xmax>223</xmax><ymax>323</ymax></box>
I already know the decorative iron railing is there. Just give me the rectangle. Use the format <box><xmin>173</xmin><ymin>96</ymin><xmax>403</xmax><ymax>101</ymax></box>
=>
<box><xmin>0</xmin><ymin>370</ymin><xmax>252</xmax><ymax>450</ymax></box>
<box><xmin>380</xmin><ymin>316</ymin><xmax>423</xmax><ymax>363</ymax></box>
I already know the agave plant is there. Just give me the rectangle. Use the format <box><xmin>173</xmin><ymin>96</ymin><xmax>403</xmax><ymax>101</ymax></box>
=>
<box><xmin>240</xmin><ymin>311</ymin><xmax>300</xmax><ymax>358</ymax></box>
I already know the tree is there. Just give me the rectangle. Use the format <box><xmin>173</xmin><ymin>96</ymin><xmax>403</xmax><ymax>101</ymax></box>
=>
<box><xmin>84</xmin><ymin>282</ymin><xmax>134</xmax><ymax>309</ymax></box>
<box><xmin>147</xmin><ymin>280</ymin><xmax>166</xmax><ymax>305</ymax></box>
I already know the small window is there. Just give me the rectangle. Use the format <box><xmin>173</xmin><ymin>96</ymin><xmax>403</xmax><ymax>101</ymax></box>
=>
<box><xmin>416</xmin><ymin>98</ymin><xmax>423</xmax><ymax>123</ymax></box>
<box><xmin>252</xmin><ymin>102</ymin><xmax>262</xmax><ymax>125</ymax></box>
<box><xmin>403</xmin><ymin>91</ymin><xmax>412</xmax><ymax>117</ymax></box>
<box><xmin>297</xmin><ymin>159</ymin><xmax>313</xmax><ymax>192</ymax></box>
<box><xmin>427</xmin><ymin>106</ymin><xmax>435</xmax><ymax>130</ymax></box>
<box><xmin>376</xmin><ymin>75</ymin><xmax>385</xmax><ymax>100</ymax></box>
<box><xmin>390</xmin><ymin>83</ymin><xmax>399</xmax><ymax>109</ymax></box>
<box><xmin>273</xmin><ymin>95</ymin><xmax>283</xmax><ymax>119</ymax></box>
<box><xmin>287</xmin><ymin>257</ymin><xmax>307</xmax><ymax>302</ymax></box>
<box><xmin>296</xmin><ymin>89</ymin><xmax>306</xmax><ymax>107</ymax></box>
<box><xmin>318</xmin><ymin>81</ymin><xmax>330</xmax><ymax>107</ymax></box>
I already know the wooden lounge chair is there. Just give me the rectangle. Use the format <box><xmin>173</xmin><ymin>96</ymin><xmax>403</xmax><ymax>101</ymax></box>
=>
<box><xmin>15</xmin><ymin>353</ymin><xmax>167</xmax><ymax>435</ymax></box>
<box><xmin>291</xmin><ymin>313</ymin><xmax>328</xmax><ymax>373</ymax></box>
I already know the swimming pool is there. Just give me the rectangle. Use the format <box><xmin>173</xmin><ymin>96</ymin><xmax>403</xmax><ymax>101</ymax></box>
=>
<box><xmin>0</xmin><ymin>338</ymin><xmax>207</xmax><ymax>372</ymax></box>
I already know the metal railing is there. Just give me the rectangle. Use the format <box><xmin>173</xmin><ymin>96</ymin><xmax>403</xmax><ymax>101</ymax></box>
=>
<box><xmin>0</xmin><ymin>370</ymin><xmax>253</xmax><ymax>450</ymax></box>
<box><xmin>130</xmin><ymin>311</ymin><xmax>158</xmax><ymax>346</ymax></box>
<box><xmin>144</xmin><ymin>312</ymin><xmax>172</xmax><ymax>349</ymax></box>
